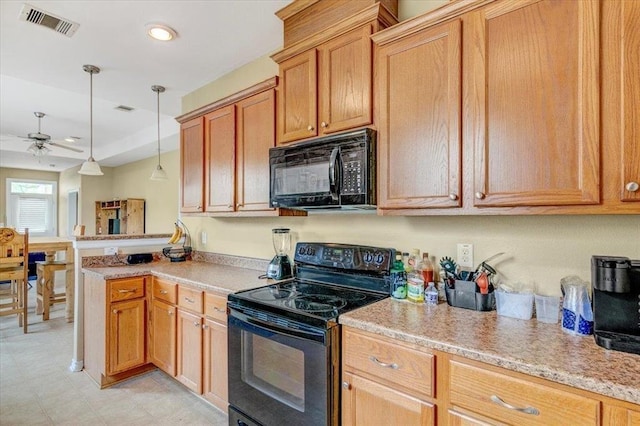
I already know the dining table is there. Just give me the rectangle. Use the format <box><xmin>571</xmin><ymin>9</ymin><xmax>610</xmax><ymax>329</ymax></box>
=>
<box><xmin>29</xmin><ymin>236</ymin><xmax>74</xmax><ymax>322</ymax></box>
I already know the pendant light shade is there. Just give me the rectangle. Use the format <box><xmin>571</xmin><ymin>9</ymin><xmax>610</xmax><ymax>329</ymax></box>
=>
<box><xmin>150</xmin><ymin>84</ymin><xmax>168</xmax><ymax>181</ymax></box>
<box><xmin>78</xmin><ymin>64</ymin><xmax>103</xmax><ymax>176</ymax></box>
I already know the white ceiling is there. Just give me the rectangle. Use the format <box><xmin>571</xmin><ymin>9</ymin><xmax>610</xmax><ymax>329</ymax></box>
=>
<box><xmin>0</xmin><ymin>0</ymin><xmax>290</xmax><ymax>172</ymax></box>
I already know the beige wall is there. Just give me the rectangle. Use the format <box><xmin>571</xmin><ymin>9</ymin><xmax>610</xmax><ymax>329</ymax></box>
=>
<box><xmin>57</xmin><ymin>152</ymin><xmax>180</xmax><ymax>236</ymax></box>
<box><xmin>176</xmin><ymin>0</ymin><xmax>640</xmax><ymax>296</ymax></box>
<box><xmin>0</xmin><ymin>167</ymin><xmax>60</xmax><ymax>227</ymax></box>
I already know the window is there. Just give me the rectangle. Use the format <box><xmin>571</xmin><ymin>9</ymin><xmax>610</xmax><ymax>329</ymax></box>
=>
<box><xmin>6</xmin><ymin>179</ymin><xmax>57</xmax><ymax>237</ymax></box>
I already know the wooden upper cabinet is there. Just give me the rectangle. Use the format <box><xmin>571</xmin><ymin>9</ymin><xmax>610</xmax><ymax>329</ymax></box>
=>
<box><xmin>204</xmin><ymin>105</ymin><xmax>236</xmax><ymax>212</ymax></box>
<box><xmin>236</xmin><ymin>89</ymin><xmax>276</xmax><ymax>212</ymax></box>
<box><xmin>613</xmin><ymin>0</ymin><xmax>640</xmax><ymax>202</ymax></box>
<box><xmin>180</xmin><ymin>117</ymin><xmax>204</xmax><ymax>213</ymax></box>
<box><xmin>376</xmin><ymin>19</ymin><xmax>462</xmax><ymax>209</ymax></box>
<box><xmin>318</xmin><ymin>24</ymin><xmax>373</xmax><ymax>135</ymax></box>
<box><xmin>465</xmin><ymin>0</ymin><xmax>600</xmax><ymax>207</ymax></box>
<box><xmin>278</xmin><ymin>49</ymin><xmax>318</xmax><ymax>143</ymax></box>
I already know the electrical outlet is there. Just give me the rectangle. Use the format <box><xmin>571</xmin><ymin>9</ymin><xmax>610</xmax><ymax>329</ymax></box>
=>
<box><xmin>104</xmin><ymin>247</ymin><xmax>118</xmax><ymax>255</ymax></box>
<box><xmin>201</xmin><ymin>231</ymin><xmax>207</xmax><ymax>244</ymax></box>
<box><xmin>457</xmin><ymin>243</ymin><xmax>474</xmax><ymax>268</ymax></box>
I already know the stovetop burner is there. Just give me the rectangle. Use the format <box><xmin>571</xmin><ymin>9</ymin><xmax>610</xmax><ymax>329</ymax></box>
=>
<box><xmin>283</xmin><ymin>294</ymin><xmax>347</xmax><ymax>313</ymax></box>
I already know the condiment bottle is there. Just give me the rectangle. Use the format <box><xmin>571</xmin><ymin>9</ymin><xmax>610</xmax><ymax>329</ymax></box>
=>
<box><xmin>390</xmin><ymin>253</ymin><xmax>407</xmax><ymax>300</ymax></box>
<box><xmin>407</xmin><ymin>269</ymin><xmax>424</xmax><ymax>303</ymax></box>
<box><xmin>418</xmin><ymin>253</ymin><xmax>434</xmax><ymax>284</ymax></box>
<box><xmin>406</xmin><ymin>248</ymin><xmax>420</xmax><ymax>273</ymax></box>
<box><xmin>425</xmin><ymin>282</ymin><xmax>438</xmax><ymax>305</ymax></box>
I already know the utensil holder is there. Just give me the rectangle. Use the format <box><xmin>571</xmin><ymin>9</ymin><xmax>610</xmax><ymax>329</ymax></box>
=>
<box><xmin>445</xmin><ymin>280</ymin><xmax>495</xmax><ymax>311</ymax></box>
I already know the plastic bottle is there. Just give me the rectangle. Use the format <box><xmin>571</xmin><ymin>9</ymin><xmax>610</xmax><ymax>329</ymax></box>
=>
<box><xmin>406</xmin><ymin>248</ymin><xmax>420</xmax><ymax>273</ymax></box>
<box><xmin>390</xmin><ymin>253</ymin><xmax>407</xmax><ymax>300</ymax></box>
<box><xmin>418</xmin><ymin>253</ymin><xmax>434</xmax><ymax>284</ymax></box>
<box><xmin>407</xmin><ymin>269</ymin><xmax>424</xmax><ymax>303</ymax></box>
<box><xmin>425</xmin><ymin>282</ymin><xmax>438</xmax><ymax>305</ymax></box>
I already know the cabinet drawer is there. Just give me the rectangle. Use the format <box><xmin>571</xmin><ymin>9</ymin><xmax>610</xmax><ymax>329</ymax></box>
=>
<box><xmin>178</xmin><ymin>286</ymin><xmax>204</xmax><ymax>314</ymax></box>
<box><xmin>449</xmin><ymin>360</ymin><xmax>599</xmax><ymax>425</ymax></box>
<box><xmin>204</xmin><ymin>292</ymin><xmax>227</xmax><ymax>322</ymax></box>
<box><xmin>109</xmin><ymin>277</ymin><xmax>145</xmax><ymax>303</ymax></box>
<box><xmin>343</xmin><ymin>328</ymin><xmax>434</xmax><ymax>399</ymax></box>
<box><xmin>153</xmin><ymin>277</ymin><xmax>177</xmax><ymax>304</ymax></box>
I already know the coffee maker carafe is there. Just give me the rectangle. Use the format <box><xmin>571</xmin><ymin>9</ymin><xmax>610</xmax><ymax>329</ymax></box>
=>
<box><xmin>267</xmin><ymin>228</ymin><xmax>293</xmax><ymax>280</ymax></box>
<box><xmin>591</xmin><ymin>255</ymin><xmax>640</xmax><ymax>355</ymax></box>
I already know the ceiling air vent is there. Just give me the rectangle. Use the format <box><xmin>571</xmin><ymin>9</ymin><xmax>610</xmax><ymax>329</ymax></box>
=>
<box><xmin>19</xmin><ymin>3</ymin><xmax>79</xmax><ymax>37</ymax></box>
<box><xmin>115</xmin><ymin>105</ymin><xmax>135</xmax><ymax>112</ymax></box>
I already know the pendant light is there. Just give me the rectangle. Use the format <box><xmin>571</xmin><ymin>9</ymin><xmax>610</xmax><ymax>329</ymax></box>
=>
<box><xmin>78</xmin><ymin>64</ymin><xmax>103</xmax><ymax>176</ymax></box>
<box><xmin>150</xmin><ymin>84</ymin><xmax>168</xmax><ymax>181</ymax></box>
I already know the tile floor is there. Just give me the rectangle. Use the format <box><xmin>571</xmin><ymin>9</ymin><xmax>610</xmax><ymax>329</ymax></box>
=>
<box><xmin>0</xmin><ymin>286</ymin><xmax>228</xmax><ymax>425</ymax></box>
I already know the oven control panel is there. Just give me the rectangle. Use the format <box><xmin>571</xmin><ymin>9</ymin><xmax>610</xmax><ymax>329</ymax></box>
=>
<box><xmin>294</xmin><ymin>242</ymin><xmax>394</xmax><ymax>273</ymax></box>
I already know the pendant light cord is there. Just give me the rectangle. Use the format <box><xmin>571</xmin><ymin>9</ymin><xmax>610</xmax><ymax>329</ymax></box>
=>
<box><xmin>156</xmin><ymin>88</ymin><xmax>161</xmax><ymax>165</ymax></box>
<box><xmin>89</xmin><ymin>70</ymin><xmax>93</xmax><ymax>158</ymax></box>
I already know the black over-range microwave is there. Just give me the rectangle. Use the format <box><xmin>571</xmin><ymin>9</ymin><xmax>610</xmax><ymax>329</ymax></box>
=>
<box><xmin>269</xmin><ymin>128</ymin><xmax>376</xmax><ymax>211</ymax></box>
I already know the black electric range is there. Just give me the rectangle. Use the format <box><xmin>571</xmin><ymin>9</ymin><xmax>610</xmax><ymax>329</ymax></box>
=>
<box><xmin>227</xmin><ymin>242</ymin><xmax>395</xmax><ymax>426</ymax></box>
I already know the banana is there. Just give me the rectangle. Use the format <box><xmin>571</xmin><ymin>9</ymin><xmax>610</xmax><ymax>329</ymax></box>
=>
<box><xmin>168</xmin><ymin>223</ymin><xmax>182</xmax><ymax>244</ymax></box>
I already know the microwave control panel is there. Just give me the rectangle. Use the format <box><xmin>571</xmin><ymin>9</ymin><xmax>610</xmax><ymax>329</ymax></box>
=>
<box><xmin>341</xmin><ymin>150</ymin><xmax>365</xmax><ymax>195</ymax></box>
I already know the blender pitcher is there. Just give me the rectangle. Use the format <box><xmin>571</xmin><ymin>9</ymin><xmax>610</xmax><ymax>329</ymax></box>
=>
<box><xmin>267</xmin><ymin>228</ymin><xmax>293</xmax><ymax>280</ymax></box>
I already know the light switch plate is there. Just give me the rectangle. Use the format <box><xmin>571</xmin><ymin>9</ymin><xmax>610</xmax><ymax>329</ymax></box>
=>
<box><xmin>201</xmin><ymin>231</ymin><xmax>207</xmax><ymax>244</ymax></box>
<box><xmin>104</xmin><ymin>247</ymin><xmax>118</xmax><ymax>255</ymax></box>
<box><xmin>457</xmin><ymin>243</ymin><xmax>474</xmax><ymax>268</ymax></box>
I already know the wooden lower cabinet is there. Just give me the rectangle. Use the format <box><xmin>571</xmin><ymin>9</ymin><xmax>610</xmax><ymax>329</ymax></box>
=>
<box><xmin>342</xmin><ymin>371</ymin><xmax>435</xmax><ymax>425</ymax></box>
<box><xmin>83</xmin><ymin>274</ymin><xmax>154</xmax><ymax>388</ymax></box>
<box><xmin>203</xmin><ymin>316</ymin><xmax>228</xmax><ymax>411</ymax></box>
<box><xmin>342</xmin><ymin>326</ymin><xmax>640</xmax><ymax>426</ymax></box>
<box><xmin>148</xmin><ymin>298</ymin><xmax>176</xmax><ymax>376</ymax></box>
<box><xmin>176</xmin><ymin>308</ymin><xmax>204</xmax><ymax>394</ymax></box>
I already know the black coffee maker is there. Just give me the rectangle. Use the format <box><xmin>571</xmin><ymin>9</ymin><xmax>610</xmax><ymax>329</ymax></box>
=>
<box><xmin>591</xmin><ymin>255</ymin><xmax>640</xmax><ymax>355</ymax></box>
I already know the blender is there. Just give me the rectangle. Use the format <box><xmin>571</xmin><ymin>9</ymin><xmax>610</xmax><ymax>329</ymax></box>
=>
<box><xmin>266</xmin><ymin>228</ymin><xmax>293</xmax><ymax>280</ymax></box>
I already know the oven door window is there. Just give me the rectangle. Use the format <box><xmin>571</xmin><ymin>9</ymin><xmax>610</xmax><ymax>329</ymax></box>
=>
<box><xmin>228</xmin><ymin>312</ymin><xmax>332</xmax><ymax>426</ymax></box>
<box><xmin>241</xmin><ymin>331</ymin><xmax>305</xmax><ymax>411</ymax></box>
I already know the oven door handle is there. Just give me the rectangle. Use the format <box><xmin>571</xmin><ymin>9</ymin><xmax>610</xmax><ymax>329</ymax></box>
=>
<box><xmin>329</xmin><ymin>147</ymin><xmax>340</xmax><ymax>201</ymax></box>
<box><xmin>229</xmin><ymin>308</ymin><xmax>328</xmax><ymax>345</ymax></box>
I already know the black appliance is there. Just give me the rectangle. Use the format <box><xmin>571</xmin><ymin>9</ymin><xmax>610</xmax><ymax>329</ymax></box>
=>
<box><xmin>228</xmin><ymin>242</ymin><xmax>394</xmax><ymax>426</ymax></box>
<box><xmin>126</xmin><ymin>253</ymin><xmax>153</xmax><ymax>264</ymax></box>
<box><xmin>591</xmin><ymin>255</ymin><xmax>640</xmax><ymax>355</ymax></box>
<box><xmin>269</xmin><ymin>128</ymin><xmax>376</xmax><ymax>211</ymax></box>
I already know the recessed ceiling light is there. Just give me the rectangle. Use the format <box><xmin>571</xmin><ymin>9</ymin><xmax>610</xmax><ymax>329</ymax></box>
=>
<box><xmin>146</xmin><ymin>23</ymin><xmax>177</xmax><ymax>41</ymax></box>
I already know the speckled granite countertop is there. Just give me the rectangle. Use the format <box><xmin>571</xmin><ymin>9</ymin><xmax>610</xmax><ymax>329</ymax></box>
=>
<box><xmin>82</xmin><ymin>260</ymin><xmax>268</xmax><ymax>296</ymax></box>
<box><xmin>340</xmin><ymin>298</ymin><xmax>640</xmax><ymax>405</ymax></box>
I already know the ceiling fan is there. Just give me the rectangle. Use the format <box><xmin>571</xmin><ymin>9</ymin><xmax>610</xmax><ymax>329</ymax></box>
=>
<box><xmin>23</xmin><ymin>112</ymin><xmax>84</xmax><ymax>157</ymax></box>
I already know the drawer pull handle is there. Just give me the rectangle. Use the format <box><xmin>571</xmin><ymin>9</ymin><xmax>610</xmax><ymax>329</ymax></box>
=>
<box><xmin>184</xmin><ymin>297</ymin><xmax>195</xmax><ymax>303</ymax></box>
<box><xmin>213</xmin><ymin>307</ymin><xmax>225</xmax><ymax>313</ymax></box>
<box><xmin>369</xmin><ymin>356</ymin><xmax>398</xmax><ymax>369</ymax></box>
<box><xmin>490</xmin><ymin>395</ymin><xmax>540</xmax><ymax>416</ymax></box>
<box><xmin>118</xmin><ymin>289</ymin><xmax>137</xmax><ymax>293</ymax></box>
<box><xmin>159</xmin><ymin>290</ymin><xmax>168</xmax><ymax>294</ymax></box>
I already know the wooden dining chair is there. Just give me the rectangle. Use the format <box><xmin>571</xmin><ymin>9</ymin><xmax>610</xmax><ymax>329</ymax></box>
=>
<box><xmin>0</xmin><ymin>227</ymin><xmax>29</xmax><ymax>333</ymax></box>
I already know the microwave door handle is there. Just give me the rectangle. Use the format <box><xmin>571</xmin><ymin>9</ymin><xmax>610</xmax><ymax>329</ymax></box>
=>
<box><xmin>329</xmin><ymin>147</ymin><xmax>340</xmax><ymax>201</ymax></box>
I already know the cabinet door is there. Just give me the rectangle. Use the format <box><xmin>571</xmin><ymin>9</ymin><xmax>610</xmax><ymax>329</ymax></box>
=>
<box><xmin>466</xmin><ymin>0</ymin><xmax>600</xmax><ymax>207</ymax></box>
<box><xmin>108</xmin><ymin>298</ymin><xmax>146</xmax><ymax>375</ymax></box>
<box><xmin>376</xmin><ymin>20</ymin><xmax>462</xmax><ymax>209</ymax></box>
<box><xmin>278</xmin><ymin>49</ymin><xmax>318</xmax><ymax>144</ymax></box>
<box><xmin>204</xmin><ymin>105</ymin><xmax>236</xmax><ymax>212</ymax></box>
<box><xmin>318</xmin><ymin>24</ymin><xmax>372</xmax><ymax>135</ymax></box>
<box><xmin>180</xmin><ymin>117</ymin><xmax>205</xmax><ymax>212</ymax></box>
<box><xmin>236</xmin><ymin>89</ymin><xmax>276</xmax><ymax>212</ymax></box>
<box><xmin>203</xmin><ymin>317</ymin><xmax>228</xmax><ymax>411</ymax></box>
<box><xmin>149</xmin><ymin>299</ymin><xmax>176</xmax><ymax>377</ymax></box>
<box><xmin>342</xmin><ymin>372</ymin><xmax>435</xmax><ymax>426</ymax></box>
<box><xmin>602</xmin><ymin>403</ymin><xmax>640</xmax><ymax>426</ymax></box>
<box><xmin>176</xmin><ymin>309</ymin><xmax>203</xmax><ymax>393</ymax></box>
<box><xmin>448</xmin><ymin>410</ymin><xmax>497</xmax><ymax>426</ymax></box>
<box><xmin>124</xmin><ymin>199</ymin><xmax>145</xmax><ymax>234</ymax></box>
<box><xmin>613</xmin><ymin>0</ymin><xmax>640</xmax><ymax>202</ymax></box>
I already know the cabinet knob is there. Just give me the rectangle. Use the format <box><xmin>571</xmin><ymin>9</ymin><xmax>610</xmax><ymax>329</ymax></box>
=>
<box><xmin>626</xmin><ymin>181</ymin><xmax>639</xmax><ymax>192</ymax></box>
<box><xmin>307</xmin><ymin>125</ymin><xmax>314</xmax><ymax>132</ymax></box>
<box><xmin>184</xmin><ymin>297</ymin><xmax>195</xmax><ymax>304</ymax></box>
<box><xmin>194</xmin><ymin>322</ymin><xmax>201</xmax><ymax>327</ymax></box>
<box><xmin>160</xmin><ymin>290</ymin><xmax>168</xmax><ymax>294</ymax></box>
<box><xmin>321</xmin><ymin>121</ymin><xmax>328</xmax><ymax>128</ymax></box>
<box><xmin>475</xmin><ymin>192</ymin><xmax>486</xmax><ymax>200</ymax></box>
<box><xmin>342</xmin><ymin>381</ymin><xmax>351</xmax><ymax>390</ymax></box>
<box><xmin>202</xmin><ymin>324</ymin><xmax>209</xmax><ymax>329</ymax></box>
<box><xmin>112</xmin><ymin>309</ymin><xmax>119</xmax><ymax>314</ymax></box>
<box><xmin>236</xmin><ymin>203</ymin><xmax>243</xmax><ymax>208</ymax></box>
<box><xmin>449</xmin><ymin>193</ymin><xmax>458</xmax><ymax>201</ymax></box>
<box><xmin>168</xmin><ymin>310</ymin><xmax>173</xmax><ymax>316</ymax></box>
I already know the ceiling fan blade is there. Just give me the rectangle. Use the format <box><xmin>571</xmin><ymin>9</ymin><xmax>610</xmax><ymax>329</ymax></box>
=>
<box><xmin>48</xmin><ymin>142</ymin><xmax>84</xmax><ymax>153</ymax></box>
